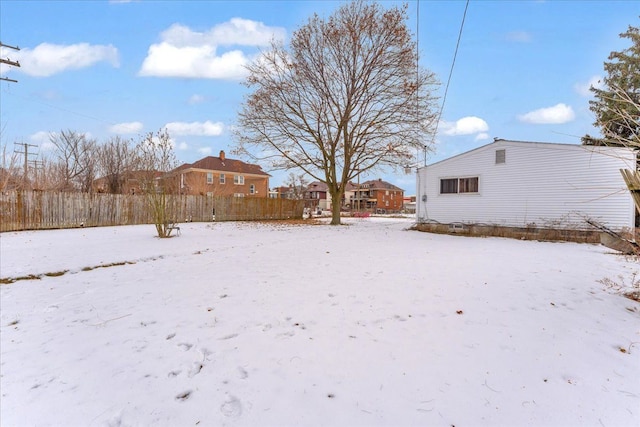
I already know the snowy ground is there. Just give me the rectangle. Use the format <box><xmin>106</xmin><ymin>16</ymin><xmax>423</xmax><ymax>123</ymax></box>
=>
<box><xmin>1</xmin><ymin>217</ymin><xmax>639</xmax><ymax>427</ymax></box>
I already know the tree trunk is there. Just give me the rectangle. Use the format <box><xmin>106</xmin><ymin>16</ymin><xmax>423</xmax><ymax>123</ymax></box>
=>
<box><xmin>329</xmin><ymin>187</ymin><xmax>344</xmax><ymax>225</ymax></box>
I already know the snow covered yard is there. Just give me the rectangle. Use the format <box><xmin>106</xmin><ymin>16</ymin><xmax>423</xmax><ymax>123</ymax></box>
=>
<box><xmin>1</xmin><ymin>217</ymin><xmax>639</xmax><ymax>427</ymax></box>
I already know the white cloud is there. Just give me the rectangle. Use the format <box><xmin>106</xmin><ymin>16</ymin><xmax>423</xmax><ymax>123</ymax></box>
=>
<box><xmin>188</xmin><ymin>94</ymin><xmax>206</xmax><ymax>105</ymax></box>
<box><xmin>475</xmin><ymin>132</ymin><xmax>490</xmax><ymax>141</ymax></box>
<box><xmin>198</xmin><ymin>147</ymin><xmax>213</xmax><ymax>156</ymax></box>
<box><xmin>109</xmin><ymin>121</ymin><xmax>144</xmax><ymax>134</ymax></box>
<box><xmin>574</xmin><ymin>75</ymin><xmax>604</xmax><ymax>97</ymax></box>
<box><xmin>177</xmin><ymin>142</ymin><xmax>189</xmax><ymax>151</ymax></box>
<box><xmin>165</xmin><ymin>120</ymin><xmax>224</xmax><ymax>136</ymax></box>
<box><xmin>30</xmin><ymin>131</ymin><xmax>56</xmax><ymax>150</ymax></box>
<box><xmin>138</xmin><ymin>20</ymin><xmax>286</xmax><ymax>80</ymax></box>
<box><xmin>517</xmin><ymin>103</ymin><xmax>575</xmax><ymax>124</ymax></box>
<box><xmin>440</xmin><ymin>116</ymin><xmax>489</xmax><ymax>136</ymax></box>
<box><xmin>505</xmin><ymin>31</ymin><xmax>532</xmax><ymax>43</ymax></box>
<box><xmin>4</xmin><ymin>43</ymin><xmax>119</xmax><ymax>77</ymax></box>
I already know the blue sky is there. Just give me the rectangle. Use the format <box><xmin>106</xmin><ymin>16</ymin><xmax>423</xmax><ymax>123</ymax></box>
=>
<box><xmin>1</xmin><ymin>0</ymin><xmax>638</xmax><ymax>191</ymax></box>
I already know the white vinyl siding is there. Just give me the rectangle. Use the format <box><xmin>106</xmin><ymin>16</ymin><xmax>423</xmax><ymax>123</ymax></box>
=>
<box><xmin>417</xmin><ymin>141</ymin><xmax>635</xmax><ymax>231</ymax></box>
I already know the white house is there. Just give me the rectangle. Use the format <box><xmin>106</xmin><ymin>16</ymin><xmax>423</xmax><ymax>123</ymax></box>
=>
<box><xmin>416</xmin><ymin>139</ymin><xmax>636</xmax><ymax>232</ymax></box>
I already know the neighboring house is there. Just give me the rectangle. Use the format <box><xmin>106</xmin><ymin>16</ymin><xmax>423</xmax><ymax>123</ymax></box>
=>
<box><xmin>416</xmin><ymin>139</ymin><xmax>636</xmax><ymax>232</ymax></box>
<box><xmin>305</xmin><ymin>181</ymin><xmax>357</xmax><ymax>210</ymax></box>
<box><xmin>271</xmin><ymin>185</ymin><xmax>306</xmax><ymax>200</ymax></box>
<box><xmin>169</xmin><ymin>151</ymin><xmax>270</xmax><ymax>197</ymax></box>
<box><xmin>403</xmin><ymin>195</ymin><xmax>417</xmax><ymax>213</ymax></box>
<box><xmin>352</xmin><ymin>179</ymin><xmax>405</xmax><ymax>213</ymax></box>
<box><xmin>305</xmin><ymin>181</ymin><xmax>330</xmax><ymax>210</ymax></box>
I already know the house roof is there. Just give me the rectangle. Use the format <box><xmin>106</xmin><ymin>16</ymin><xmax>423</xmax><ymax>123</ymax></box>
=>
<box><xmin>421</xmin><ymin>138</ymin><xmax>637</xmax><ymax>169</ymax></box>
<box><xmin>307</xmin><ymin>181</ymin><xmax>328</xmax><ymax>192</ymax></box>
<box><xmin>359</xmin><ymin>179</ymin><xmax>403</xmax><ymax>191</ymax></box>
<box><xmin>173</xmin><ymin>153</ymin><xmax>270</xmax><ymax>177</ymax></box>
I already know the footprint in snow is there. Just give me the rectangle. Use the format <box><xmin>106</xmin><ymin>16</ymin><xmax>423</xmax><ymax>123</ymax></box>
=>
<box><xmin>177</xmin><ymin>343</ymin><xmax>193</xmax><ymax>351</ymax></box>
<box><xmin>237</xmin><ymin>367</ymin><xmax>248</xmax><ymax>379</ymax></box>
<box><xmin>220</xmin><ymin>395</ymin><xmax>242</xmax><ymax>417</ymax></box>
<box><xmin>176</xmin><ymin>390</ymin><xmax>192</xmax><ymax>401</ymax></box>
<box><xmin>188</xmin><ymin>362</ymin><xmax>203</xmax><ymax>378</ymax></box>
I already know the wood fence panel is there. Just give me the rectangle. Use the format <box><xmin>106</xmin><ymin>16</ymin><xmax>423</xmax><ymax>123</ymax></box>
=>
<box><xmin>1</xmin><ymin>191</ymin><xmax>304</xmax><ymax>231</ymax></box>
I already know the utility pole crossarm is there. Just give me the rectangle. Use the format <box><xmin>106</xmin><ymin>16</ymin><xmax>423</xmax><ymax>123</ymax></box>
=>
<box><xmin>0</xmin><ymin>58</ymin><xmax>20</xmax><ymax>67</ymax></box>
<box><xmin>0</xmin><ymin>42</ymin><xmax>20</xmax><ymax>51</ymax></box>
<box><xmin>1</xmin><ymin>41</ymin><xmax>21</xmax><ymax>83</ymax></box>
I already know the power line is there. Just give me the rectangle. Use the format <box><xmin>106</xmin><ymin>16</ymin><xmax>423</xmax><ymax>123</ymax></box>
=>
<box><xmin>431</xmin><ymin>0</ymin><xmax>470</xmax><ymax>143</ymax></box>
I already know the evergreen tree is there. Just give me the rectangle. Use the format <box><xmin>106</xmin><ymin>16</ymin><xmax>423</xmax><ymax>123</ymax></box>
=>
<box><xmin>584</xmin><ymin>22</ymin><xmax>640</xmax><ymax>148</ymax></box>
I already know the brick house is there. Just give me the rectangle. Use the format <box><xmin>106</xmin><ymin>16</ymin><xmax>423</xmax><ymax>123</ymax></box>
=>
<box><xmin>305</xmin><ymin>181</ymin><xmax>358</xmax><ymax>210</ymax></box>
<box><xmin>351</xmin><ymin>178</ymin><xmax>404</xmax><ymax>213</ymax></box>
<box><xmin>169</xmin><ymin>151</ymin><xmax>270</xmax><ymax>197</ymax></box>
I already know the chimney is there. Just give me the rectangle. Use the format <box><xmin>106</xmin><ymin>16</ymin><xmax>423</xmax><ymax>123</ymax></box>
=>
<box><xmin>220</xmin><ymin>150</ymin><xmax>225</xmax><ymax>161</ymax></box>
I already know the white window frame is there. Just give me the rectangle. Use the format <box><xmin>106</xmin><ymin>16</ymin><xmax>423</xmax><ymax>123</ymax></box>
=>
<box><xmin>249</xmin><ymin>184</ymin><xmax>256</xmax><ymax>194</ymax></box>
<box><xmin>440</xmin><ymin>177</ymin><xmax>479</xmax><ymax>194</ymax></box>
<box><xmin>219</xmin><ymin>174</ymin><xmax>225</xmax><ymax>184</ymax></box>
<box><xmin>234</xmin><ymin>175</ymin><xmax>244</xmax><ymax>185</ymax></box>
<box><xmin>206</xmin><ymin>172</ymin><xmax>213</xmax><ymax>184</ymax></box>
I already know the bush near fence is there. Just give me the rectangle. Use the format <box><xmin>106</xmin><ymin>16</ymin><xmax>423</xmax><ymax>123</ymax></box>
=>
<box><xmin>0</xmin><ymin>191</ymin><xmax>304</xmax><ymax>232</ymax></box>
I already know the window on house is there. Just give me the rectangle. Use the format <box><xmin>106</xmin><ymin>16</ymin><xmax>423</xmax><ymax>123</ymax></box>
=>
<box><xmin>249</xmin><ymin>184</ymin><xmax>255</xmax><ymax>194</ymax></box>
<box><xmin>234</xmin><ymin>193</ymin><xmax>245</xmax><ymax>198</ymax></box>
<box><xmin>219</xmin><ymin>174</ymin><xmax>225</xmax><ymax>184</ymax></box>
<box><xmin>206</xmin><ymin>172</ymin><xmax>213</xmax><ymax>184</ymax></box>
<box><xmin>496</xmin><ymin>149</ymin><xmax>506</xmax><ymax>164</ymax></box>
<box><xmin>234</xmin><ymin>175</ymin><xmax>244</xmax><ymax>185</ymax></box>
<box><xmin>459</xmin><ymin>177</ymin><xmax>479</xmax><ymax>193</ymax></box>
<box><xmin>440</xmin><ymin>178</ymin><xmax>458</xmax><ymax>194</ymax></box>
<box><xmin>440</xmin><ymin>177</ymin><xmax>479</xmax><ymax>194</ymax></box>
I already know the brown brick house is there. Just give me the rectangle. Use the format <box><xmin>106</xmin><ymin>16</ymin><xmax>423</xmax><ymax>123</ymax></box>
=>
<box><xmin>351</xmin><ymin>178</ymin><xmax>404</xmax><ymax>213</ymax></box>
<box><xmin>168</xmin><ymin>151</ymin><xmax>270</xmax><ymax>197</ymax></box>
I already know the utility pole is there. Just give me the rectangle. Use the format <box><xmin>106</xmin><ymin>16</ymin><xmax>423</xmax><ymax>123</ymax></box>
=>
<box><xmin>14</xmin><ymin>142</ymin><xmax>38</xmax><ymax>189</ymax></box>
<box><xmin>1</xmin><ymin>41</ymin><xmax>21</xmax><ymax>83</ymax></box>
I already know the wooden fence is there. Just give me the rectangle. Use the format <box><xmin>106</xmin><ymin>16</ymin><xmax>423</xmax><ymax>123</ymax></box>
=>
<box><xmin>621</xmin><ymin>168</ymin><xmax>640</xmax><ymax>215</ymax></box>
<box><xmin>0</xmin><ymin>191</ymin><xmax>305</xmax><ymax>232</ymax></box>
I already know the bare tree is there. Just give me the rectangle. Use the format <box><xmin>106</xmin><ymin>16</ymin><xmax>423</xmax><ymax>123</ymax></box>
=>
<box><xmin>0</xmin><ymin>142</ymin><xmax>21</xmax><ymax>191</ymax></box>
<box><xmin>594</xmin><ymin>83</ymin><xmax>640</xmax><ymax>150</ymax></box>
<box><xmin>133</xmin><ymin>128</ymin><xmax>179</xmax><ymax>238</ymax></box>
<box><xmin>97</xmin><ymin>136</ymin><xmax>134</xmax><ymax>193</ymax></box>
<box><xmin>49</xmin><ymin>130</ymin><xmax>98</xmax><ymax>192</ymax></box>
<box><xmin>235</xmin><ymin>0</ymin><xmax>438</xmax><ymax>224</ymax></box>
<box><xmin>283</xmin><ymin>172</ymin><xmax>309</xmax><ymax>199</ymax></box>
